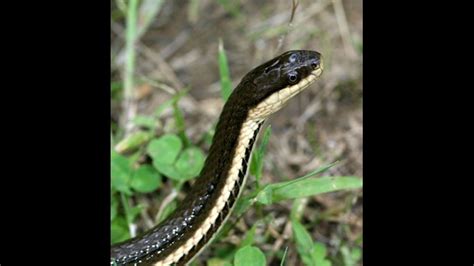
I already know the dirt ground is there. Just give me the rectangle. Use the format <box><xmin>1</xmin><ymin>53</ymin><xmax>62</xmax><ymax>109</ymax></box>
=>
<box><xmin>112</xmin><ymin>0</ymin><xmax>362</xmax><ymax>265</ymax></box>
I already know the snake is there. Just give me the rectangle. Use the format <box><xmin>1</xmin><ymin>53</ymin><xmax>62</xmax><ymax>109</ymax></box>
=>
<box><xmin>111</xmin><ymin>50</ymin><xmax>323</xmax><ymax>265</ymax></box>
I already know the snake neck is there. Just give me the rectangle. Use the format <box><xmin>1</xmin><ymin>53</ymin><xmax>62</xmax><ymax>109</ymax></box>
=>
<box><xmin>164</xmin><ymin>96</ymin><xmax>265</xmax><ymax>264</ymax></box>
<box><xmin>200</xmin><ymin>94</ymin><xmax>261</xmax><ymax>190</ymax></box>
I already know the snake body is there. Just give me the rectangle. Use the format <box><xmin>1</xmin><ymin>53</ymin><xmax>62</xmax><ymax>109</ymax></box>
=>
<box><xmin>111</xmin><ymin>50</ymin><xmax>323</xmax><ymax>265</ymax></box>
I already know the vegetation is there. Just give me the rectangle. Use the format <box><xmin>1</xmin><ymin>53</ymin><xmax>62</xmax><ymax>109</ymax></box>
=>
<box><xmin>111</xmin><ymin>1</ymin><xmax>362</xmax><ymax>265</ymax></box>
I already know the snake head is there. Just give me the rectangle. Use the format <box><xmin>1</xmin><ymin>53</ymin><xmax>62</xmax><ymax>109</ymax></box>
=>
<box><xmin>235</xmin><ymin>50</ymin><xmax>323</xmax><ymax>119</ymax></box>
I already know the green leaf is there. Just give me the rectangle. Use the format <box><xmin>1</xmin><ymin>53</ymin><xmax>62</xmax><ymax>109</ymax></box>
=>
<box><xmin>111</xmin><ymin>151</ymin><xmax>132</xmax><ymax>194</ymax></box>
<box><xmin>255</xmin><ymin>185</ymin><xmax>273</xmax><ymax>205</ymax></box>
<box><xmin>341</xmin><ymin>245</ymin><xmax>361</xmax><ymax>266</ymax></box>
<box><xmin>115</xmin><ymin>130</ymin><xmax>153</xmax><ymax>153</ymax></box>
<box><xmin>132</xmin><ymin>115</ymin><xmax>156</xmax><ymax>129</ymax></box>
<box><xmin>312</xmin><ymin>242</ymin><xmax>331</xmax><ymax>266</ymax></box>
<box><xmin>255</xmin><ymin>162</ymin><xmax>337</xmax><ymax>204</ymax></box>
<box><xmin>147</xmin><ymin>134</ymin><xmax>182</xmax><ymax>164</ymax></box>
<box><xmin>131</xmin><ymin>165</ymin><xmax>161</xmax><ymax>193</ymax></box>
<box><xmin>218</xmin><ymin>39</ymin><xmax>232</xmax><ymax>101</ymax></box>
<box><xmin>291</xmin><ymin>218</ymin><xmax>314</xmax><ymax>265</ymax></box>
<box><xmin>271</xmin><ymin>176</ymin><xmax>362</xmax><ymax>202</ymax></box>
<box><xmin>153</xmin><ymin>161</ymin><xmax>183</xmax><ymax>180</ymax></box>
<box><xmin>175</xmin><ymin>147</ymin><xmax>205</xmax><ymax>180</ymax></box>
<box><xmin>292</xmin><ymin>219</ymin><xmax>314</xmax><ymax>252</ymax></box>
<box><xmin>256</xmin><ymin>163</ymin><xmax>362</xmax><ymax>205</ymax></box>
<box><xmin>234</xmin><ymin>246</ymin><xmax>266</xmax><ymax>266</ymax></box>
<box><xmin>289</xmin><ymin>161</ymin><xmax>339</xmax><ymax>181</ymax></box>
<box><xmin>111</xmin><ymin>217</ymin><xmax>130</xmax><ymax>244</ymax></box>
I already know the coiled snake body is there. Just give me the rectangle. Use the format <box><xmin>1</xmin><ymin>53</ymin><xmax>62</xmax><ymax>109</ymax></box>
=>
<box><xmin>111</xmin><ymin>50</ymin><xmax>323</xmax><ymax>265</ymax></box>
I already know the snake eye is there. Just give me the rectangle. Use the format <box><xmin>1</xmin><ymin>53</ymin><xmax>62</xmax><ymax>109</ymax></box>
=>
<box><xmin>289</xmin><ymin>54</ymin><xmax>298</xmax><ymax>62</ymax></box>
<box><xmin>311</xmin><ymin>62</ymin><xmax>318</xmax><ymax>69</ymax></box>
<box><xmin>288</xmin><ymin>73</ymin><xmax>298</xmax><ymax>83</ymax></box>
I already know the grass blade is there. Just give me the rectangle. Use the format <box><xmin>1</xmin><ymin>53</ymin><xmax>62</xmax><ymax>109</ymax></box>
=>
<box><xmin>250</xmin><ymin>126</ymin><xmax>272</xmax><ymax>186</ymax></box>
<box><xmin>280</xmin><ymin>246</ymin><xmax>289</xmax><ymax>266</ymax></box>
<box><xmin>218</xmin><ymin>39</ymin><xmax>232</xmax><ymax>101</ymax></box>
<box><xmin>124</xmin><ymin>0</ymin><xmax>138</xmax><ymax>101</ymax></box>
<box><xmin>114</xmin><ymin>130</ymin><xmax>153</xmax><ymax>153</ymax></box>
<box><xmin>291</xmin><ymin>218</ymin><xmax>314</xmax><ymax>265</ymax></box>
<box><xmin>272</xmin><ymin>176</ymin><xmax>362</xmax><ymax>203</ymax></box>
<box><xmin>137</xmin><ymin>0</ymin><xmax>164</xmax><ymax>40</ymax></box>
<box><xmin>255</xmin><ymin>162</ymin><xmax>341</xmax><ymax>205</ymax></box>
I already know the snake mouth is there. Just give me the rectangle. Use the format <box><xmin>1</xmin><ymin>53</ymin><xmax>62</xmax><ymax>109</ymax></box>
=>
<box><xmin>249</xmin><ymin>58</ymin><xmax>323</xmax><ymax>120</ymax></box>
<box><xmin>314</xmin><ymin>56</ymin><xmax>324</xmax><ymax>76</ymax></box>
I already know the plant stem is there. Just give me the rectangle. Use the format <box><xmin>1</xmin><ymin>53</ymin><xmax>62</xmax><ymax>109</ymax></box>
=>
<box><xmin>123</xmin><ymin>0</ymin><xmax>139</xmax><ymax>135</ymax></box>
